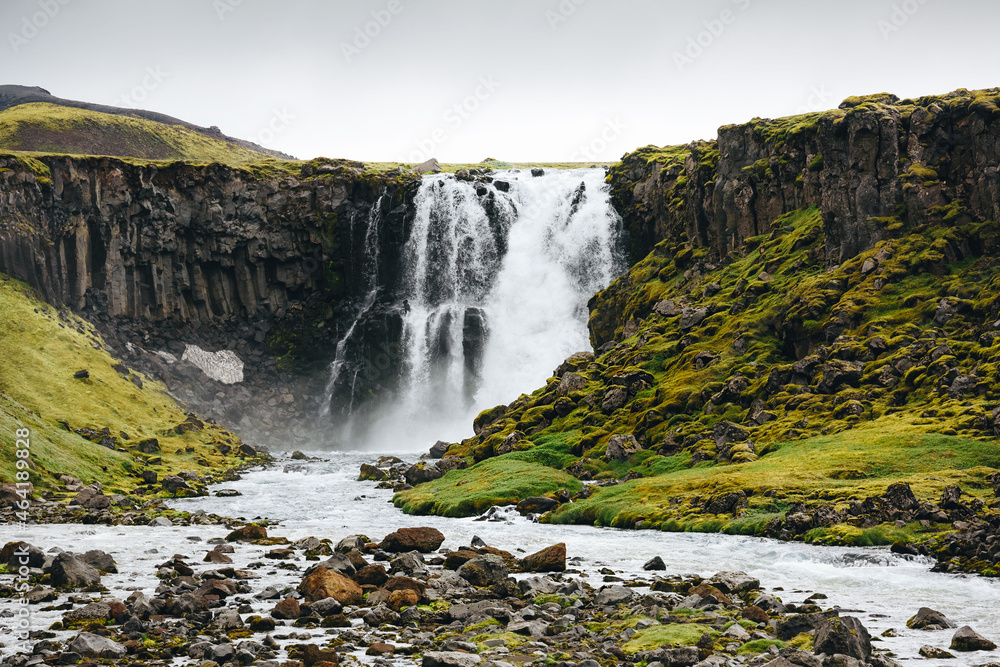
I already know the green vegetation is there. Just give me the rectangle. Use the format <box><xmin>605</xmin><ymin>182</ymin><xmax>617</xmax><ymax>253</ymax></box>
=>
<box><xmin>621</xmin><ymin>623</ymin><xmax>717</xmax><ymax>653</ymax></box>
<box><xmin>0</xmin><ymin>275</ymin><xmax>254</xmax><ymax>496</ymax></box>
<box><xmin>395</xmin><ymin>195</ymin><xmax>1000</xmax><ymax>549</ymax></box>
<box><xmin>393</xmin><ymin>457</ymin><xmax>581</xmax><ymax>517</ymax></box>
<box><xmin>0</xmin><ymin>103</ymin><xmax>279</xmax><ymax>163</ymax></box>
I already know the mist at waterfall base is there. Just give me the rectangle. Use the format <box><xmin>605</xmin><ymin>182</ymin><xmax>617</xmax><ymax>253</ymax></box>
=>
<box><xmin>322</xmin><ymin>168</ymin><xmax>624</xmax><ymax>451</ymax></box>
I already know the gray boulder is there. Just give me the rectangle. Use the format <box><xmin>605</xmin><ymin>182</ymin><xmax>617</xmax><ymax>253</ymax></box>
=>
<box><xmin>423</xmin><ymin>651</ymin><xmax>482</xmax><ymax>667</ymax></box>
<box><xmin>951</xmin><ymin>626</ymin><xmax>997</xmax><ymax>651</ymax></box>
<box><xmin>457</xmin><ymin>554</ymin><xmax>508</xmax><ymax>587</ymax></box>
<box><xmin>595</xmin><ymin>585</ymin><xmax>634</xmax><ymax>606</ymax></box>
<box><xmin>79</xmin><ymin>549</ymin><xmax>117</xmax><ymax>573</ymax></box>
<box><xmin>906</xmin><ymin>607</ymin><xmax>956</xmax><ymax>630</ymax></box>
<box><xmin>68</xmin><ymin>632</ymin><xmax>126</xmax><ymax>659</ymax></box>
<box><xmin>705</xmin><ymin>571</ymin><xmax>759</xmax><ymax>594</ymax></box>
<box><xmin>48</xmin><ymin>552</ymin><xmax>101</xmax><ymax>587</ymax></box>
<box><xmin>813</xmin><ymin>616</ymin><xmax>871</xmax><ymax>661</ymax></box>
<box><xmin>414</xmin><ymin>158</ymin><xmax>442</xmax><ymax>174</ymax></box>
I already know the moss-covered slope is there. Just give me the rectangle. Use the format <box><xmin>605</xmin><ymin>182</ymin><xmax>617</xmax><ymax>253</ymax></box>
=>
<box><xmin>395</xmin><ymin>200</ymin><xmax>1000</xmax><ymax>570</ymax></box>
<box><xmin>0</xmin><ymin>275</ymin><xmax>264</xmax><ymax>499</ymax></box>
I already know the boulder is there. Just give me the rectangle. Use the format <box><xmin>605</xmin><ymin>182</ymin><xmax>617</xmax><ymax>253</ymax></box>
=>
<box><xmin>1</xmin><ymin>541</ymin><xmax>44</xmax><ymax>569</ymax></box>
<box><xmin>643</xmin><ymin>556</ymin><xmax>666</xmax><ymax>571</ymax></box>
<box><xmin>457</xmin><ymin>554</ymin><xmax>509</xmax><ymax>587</ymax></box>
<box><xmin>354</xmin><ymin>564</ymin><xmax>389</xmax><ymax>587</ymax></box>
<box><xmin>595</xmin><ymin>585</ymin><xmax>634</xmax><ymax>606</ymax></box>
<box><xmin>918</xmin><ymin>645</ymin><xmax>955</xmax><ymax>659</ymax></box>
<box><xmin>951</xmin><ymin>626</ymin><xmax>997</xmax><ymax>651</ymax></box>
<box><xmin>422</xmin><ymin>651</ymin><xmax>482</xmax><ymax>667</ymax></box>
<box><xmin>415</xmin><ymin>158</ymin><xmax>442</xmax><ymax>174</ymax></box>
<box><xmin>428</xmin><ymin>440</ymin><xmax>451</xmax><ymax>458</ymax></box>
<box><xmin>704</xmin><ymin>571</ymin><xmax>759</xmax><ymax>594</ymax></box>
<box><xmin>557</xmin><ymin>372</ymin><xmax>588</xmax><ymax>396</ymax></box>
<box><xmin>814</xmin><ymin>616</ymin><xmax>871</xmax><ymax>661</ymax></box>
<box><xmin>518</xmin><ymin>543</ymin><xmax>566</xmax><ymax>572</ymax></box>
<box><xmin>605</xmin><ymin>433</ymin><xmax>642</xmax><ymax>461</ymax></box>
<box><xmin>601</xmin><ymin>387</ymin><xmax>629</xmax><ymax>413</ymax></box>
<box><xmin>79</xmin><ymin>550</ymin><xmax>117</xmax><ymax>573</ymax></box>
<box><xmin>63</xmin><ymin>601</ymin><xmax>112</xmax><ymax>624</ymax></box>
<box><xmin>48</xmin><ymin>552</ymin><xmax>101</xmax><ymax>587</ymax></box>
<box><xmin>405</xmin><ymin>462</ymin><xmax>444</xmax><ymax>485</ymax></box>
<box><xmin>68</xmin><ymin>632</ymin><xmax>126</xmax><ymax>659</ymax></box>
<box><xmin>359</xmin><ymin>463</ymin><xmax>388</xmax><ymax>481</ymax></box>
<box><xmin>380</xmin><ymin>527</ymin><xmax>445</xmax><ymax>553</ymax></box>
<box><xmin>272</xmin><ymin>597</ymin><xmax>301</xmax><ymax>619</ymax></box>
<box><xmin>680</xmin><ymin>307</ymin><xmax>709</xmax><ymax>330</ymax></box>
<box><xmin>226</xmin><ymin>524</ymin><xmax>267</xmax><ymax>541</ymax></box>
<box><xmin>777</xmin><ymin>611</ymin><xmax>839</xmax><ymax>640</ymax></box>
<box><xmin>298</xmin><ymin>566</ymin><xmax>363</xmax><ymax>604</ymax></box>
<box><xmin>907</xmin><ymin>607</ymin><xmax>956</xmax><ymax>630</ymax></box>
<box><xmin>161</xmin><ymin>475</ymin><xmax>192</xmax><ymax>494</ymax></box>
<box><xmin>516</xmin><ymin>497</ymin><xmax>559</xmax><ymax>515</ymax></box>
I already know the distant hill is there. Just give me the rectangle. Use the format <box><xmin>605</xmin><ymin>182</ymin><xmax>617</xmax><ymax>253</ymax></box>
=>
<box><xmin>0</xmin><ymin>84</ymin><xmax>295</xmax><ymax>162</ymax></box>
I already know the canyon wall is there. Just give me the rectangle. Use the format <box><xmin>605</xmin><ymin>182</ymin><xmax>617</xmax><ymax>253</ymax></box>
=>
<box><xmin>611</xmin><ymin>88</ymin><xmax>1000</xmax><ymax>264</ymax></box>
<box><xmin>0</xmin><ymin>154</ymin><xmax>419</xmax><ymax>447</ymax></box>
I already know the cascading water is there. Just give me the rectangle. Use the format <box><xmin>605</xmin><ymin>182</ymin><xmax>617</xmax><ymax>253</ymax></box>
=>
<box><xmin>338</xmin><ymin>168</ymin><xmax>624</xmax><ymax>450</ymax></box>
<box><xmin>320</xmin><ymin>195</ymin><xmax>384</xmax><ymax>423</ymax></box>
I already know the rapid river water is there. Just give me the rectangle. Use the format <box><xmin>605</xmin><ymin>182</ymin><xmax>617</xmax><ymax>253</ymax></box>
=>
<box><xmin>3</xmin><ymin>451</ymin><xmax>998</xmax><ymax>666</ymax></box>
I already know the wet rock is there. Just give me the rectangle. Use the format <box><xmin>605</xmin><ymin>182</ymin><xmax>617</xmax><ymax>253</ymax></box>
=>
<box><xmin>518</xmin><ymin>543</ymin><xmax>566</xmax><ymax>572</ymax></box>
<box><xmin>79</xmin><ymin>549</ymin><xmax>117</xmax><ymax>573</ymax></box>
<box><xmin>777</xmin><ymin>611</ymin><xmax>839</xmax><ymax>640</ymax></box>
<box><xmin>458</xmin><ymin>554</ymin><xmax>509</xmax><ymax>586</ymax></box>
<box><xmin>1</xmin><ymin>541</ymin><xmax>45</xmax><ymax>569</ymax></box>
<box><xmin>907</xmin><ymin>607</ymin><xmax>956</xmax><ymax>630</ymax></box>
<box><xmin>704</xmin><ymin>570</ymin><xmax>759</xmax><ymax>594</ymax></box>
<box><xmin>643</xmin><ymin>556</ymin><xmax>667</xmax><ymax>571</ymax></box>
<box><xmin>380</xmin><ymin>527</ymin><xmax>445</xmax><ymax>553</ymax></box>
<box><xmin>919</xmin><ymin>645</ymin><xmax>956</xmax><ymax>659</ymax></box>
<box><xmin>212</xmin><ymin>607</ymin><xmax>244</xmax><ymax>630</ymax></box>
<box><xmin>359</xmin><ymin>463</ymin><xmax>388</xmax><ymax>481</ymax></box>
<box><xmin>951</xmin><ymin>626</ymin><xmax>997</xmax><ymax>651</ymax></box>
<box><xmin>204</xmin><ymin>549</ymin><xmax>233</xmax><ymax>564</ymax></box>
<box><xmin>272</xmin><ymin>596</ymin><xmax>301</xmax><ymax>619</ymax></box>
<box><xmin>354</xmin><ymin>563</ymin><xmax>389</xmax><ymax>586</ymax></box>
<box><xmin>813</xmin><ymin>616</ymin><xmax>871</xmax><ymax>661</ymax></box>
<box><xmin>67</xmin><ymin>632</ymin><xmax>126</xmax><ymax>659</ymax></box>
<box><xmin>63</xmin><ymin>601</ymin><xmax>113</xmax><ymax>624</ymax></box>
<box><xmin>405</xmin><ymin>462</ymin><xmax>444</xmax><ymax>485</ymax></box>
<box><xmin>516</xmin><ymin>497</ymin><xmax>559</xmax><ymax>515</ymax></box>
<box><xmin>161</xmin><ymin>475</ymin><xmax>192</xmax><ymax>494</ymax></box>
<box><xmin>298</xmin><ymin>566</ymin><xmax>363</xmax><ymax>604</ymax></box>
<box><xmin>47</xmin><ymin>552</ymin><xmax>101</xmax><ymax>587</ymax></box>
<box><xmin>226</xmin><ymin>523</ymin><xmax>267</xmax><ymax>541</ymax></box>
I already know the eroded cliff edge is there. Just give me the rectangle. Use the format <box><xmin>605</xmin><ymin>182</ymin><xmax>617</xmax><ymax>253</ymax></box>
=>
<box><xmin>0</xmin><ymin>155</ymin><xmax>419</xmax><ymax>446</ymax></box>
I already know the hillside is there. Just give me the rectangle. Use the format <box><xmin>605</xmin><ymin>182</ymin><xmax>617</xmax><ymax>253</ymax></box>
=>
<box><xmin>395</xmin><ymin>89</ymin><xmax>1000</xmax><ymax>576</ymax></box>
<box><xmin>0</xmin><ymin>275</ymin><xmax>267</xmax><ymax>510</ymax></box>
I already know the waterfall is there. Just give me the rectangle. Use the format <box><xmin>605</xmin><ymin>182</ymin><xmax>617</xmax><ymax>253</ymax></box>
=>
<box><xmin>319</xmin><ymin>195</ymin><xmax>384</xmax><ymax>423</ymax></box>
<box><xmin>332</xmin><ymin>168</ymin><xmax>623</xmax><ymax>450</ymax></box>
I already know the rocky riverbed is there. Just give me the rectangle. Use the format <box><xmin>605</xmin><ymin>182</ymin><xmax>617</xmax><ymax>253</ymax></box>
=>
<box><xmin>1</xmin><ymin>520</ymin><xmax>999</xmax><ymax>667</ymax></box>
<box><xmin>2</xmin><ymin>452</ymin><xmax>1000</xmax><ymax>667</ymax></box>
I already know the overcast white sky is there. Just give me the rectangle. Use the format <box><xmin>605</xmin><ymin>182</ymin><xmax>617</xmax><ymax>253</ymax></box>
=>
<box><xmin>1</xmin><ymin>0</ymin><xmax>997</xmax><ymax>162</ymax></box>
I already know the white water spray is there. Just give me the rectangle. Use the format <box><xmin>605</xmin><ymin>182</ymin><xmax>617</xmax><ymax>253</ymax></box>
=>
<box><xmin>356</xmin><ymin>168</ymin><xmax>623</xmax><ymax>450</ymax></box>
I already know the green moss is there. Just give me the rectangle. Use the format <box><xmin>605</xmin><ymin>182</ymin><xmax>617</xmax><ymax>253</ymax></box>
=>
<box><xmin>622</xmin><ymin>624</ymin><xmax>718</xmax><ymax>653</ymax></box>
<box><xmin>738</xmin><ymin>639</ymin><xmax>785</xmax><ymax>655</ymax></box>
<box><xmin>393</xmin><ymin>457</ymin><xmax>581</xmax><ymax>517</ymax></box>
<box><xmin>0</xmin><ymin>275</ymin><xmax>255</xmax><ymax>495</ymax></box>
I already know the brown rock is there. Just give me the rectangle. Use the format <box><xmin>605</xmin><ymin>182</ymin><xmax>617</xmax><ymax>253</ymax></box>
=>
<box><xmin>379</xmin><ymin>527</ymin><xmax>445</xmax><ymax>553</ymax></box>
<box><xmin>353</xmin><ymin>564</ymin><xmax>388</xmax><ymax>587</ymax></box>
<box><xmin>204</xmin><ymin>550</ymin><xmax>233</xmax><ymax>564</ymax></box>
<box><xmin>226</xmin><ymin>524</ymin><xmax>267</xmax><ymax>542</ymax></box>
<box><xmin>366</xmin><ymin>643</ymin><xmax>395</xmax><ymax>656</ymax></box>
<box><xmin>688</xmin><ymin>583</ymin><xmax>732</xmax><ymax>605</ymax></box>
<box><xmin>387</xmin><ymin>588</ymin><xmax>420</xmax><ymax>611</ymax></box>
<box><xmin>444</xmin><ymin>549</ymin><xmax>479</xmax><ymax>570</ymax></box>
<box><xmin>298</xmin><ymin>567</ymin><xmax>363</xmax><ymax>604</ymax></box>
<box><xmin>272</xmin><ymin>597</ymin><xmax>301</xmax><ymax>619</ymax></box>
<box><xmin>384</xmin><ymin>576</ymin><xmax>427</xmax><ymax>596</ymax></box>
<box><xmin>518</xmin><ymin>543</ymin><xmax>566</xmax><ymax>573</ymax></box>
<box><xmin>741</xmin><ymin>605</ymin><xmax>769</xmax><ymax>623</ymax></box>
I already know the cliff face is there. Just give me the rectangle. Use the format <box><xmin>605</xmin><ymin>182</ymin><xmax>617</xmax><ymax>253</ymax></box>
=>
<box><xmin>611</xmin><ymin>89</ymin><xmax>1000</xmax><ymax>265</ymax></box>
<box><xmin>0</xmin><ymin>154</ymin><xmax>419</xmax><ymax>446</ymax></box>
